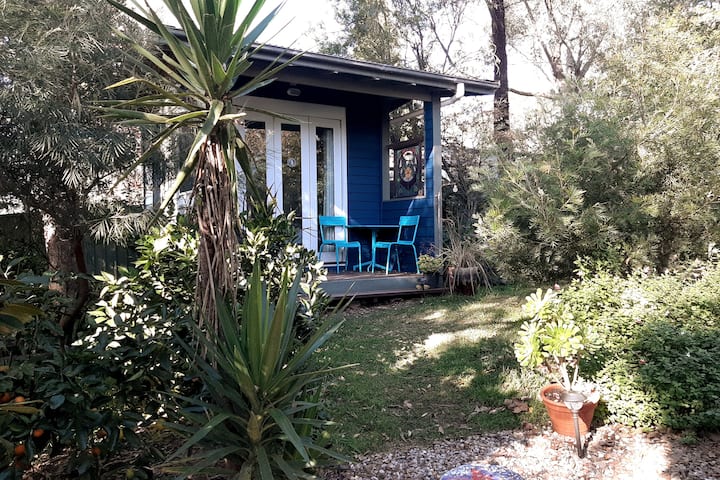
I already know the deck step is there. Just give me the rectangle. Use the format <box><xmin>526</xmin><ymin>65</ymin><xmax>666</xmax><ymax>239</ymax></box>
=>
<box><xmin>319</xmin><ymin>273</ymin><xmax>446</xmax><ymax>299</ymax></box>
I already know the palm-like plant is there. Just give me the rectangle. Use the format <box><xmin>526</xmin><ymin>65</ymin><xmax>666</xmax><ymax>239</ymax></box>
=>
<box><xmin>161</xmin><ymin>265</ymin><xmax>347</xmax><ymax>479</ymax></box>
<box><xmin>102</xmin><ymin>0</ymin><xmax>296</xmax><ymax>333</ymax></box>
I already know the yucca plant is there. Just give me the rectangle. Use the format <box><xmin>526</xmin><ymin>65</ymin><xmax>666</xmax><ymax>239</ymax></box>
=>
<box><xmin>101</xmin><ymin>0</ymin><xmax>298</xmax><ymax>334</ymax></box>
<box><xmin>160</xmin><ymin>264</ymin><xmax>347</xmax><ymax>479</ymax></box>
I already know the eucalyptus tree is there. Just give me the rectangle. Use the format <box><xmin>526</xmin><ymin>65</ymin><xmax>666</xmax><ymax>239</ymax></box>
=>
<box><xmin>323</xmin><ymin>0</ymin><xmax>488</xmax><ymax>74</ymax></box>
<box><xmin>0</xmin><ymin>0</ymin><xmax>144</xmax><ymax>335</ymax></box>
<box><xmin>103</xmin><ymin>0</ymin><xmax>293</xmax><ymax>332</ymax></box>
<box><xmin>321</xmin><ymin>0</ymin><xmax>403</xmax><ymax>64</ymax></box>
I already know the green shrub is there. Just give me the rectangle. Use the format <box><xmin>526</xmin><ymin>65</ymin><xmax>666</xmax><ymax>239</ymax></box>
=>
<box><xmin>238</xmin><ymin>210</ymin><xmax>328</xmax><ymax>336</ymax></box>
<box><xmin>159</xmin><ymin>265</ymin><xmax>346</xmax><ymax>479</ymax></box>
<box><xmin>0</xmin><ymin>258</ymin><xmax>162</xmax><ymax>479</ymax></box>
<box><xmin>556</xmin><ymin>260</ymin><xmax>720</xmax><ymax>430</ymax></box>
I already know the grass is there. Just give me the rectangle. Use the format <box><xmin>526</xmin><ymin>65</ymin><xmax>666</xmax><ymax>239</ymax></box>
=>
<box><xmin>312</xmin><ymin>288</ymin><xmax>548</xmax><ymax>455</ymax></box>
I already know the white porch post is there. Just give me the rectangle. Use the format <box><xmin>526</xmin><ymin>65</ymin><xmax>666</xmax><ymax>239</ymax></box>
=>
<box><xmin>431</xmin><ymin>94</ymin><xmax>443</xmax><ymax>251</ymax></box>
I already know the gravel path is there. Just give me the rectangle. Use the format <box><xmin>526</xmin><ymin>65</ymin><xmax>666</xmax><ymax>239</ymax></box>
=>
<box><xmin>320</xmin><ymin>425</ymin><xmax>720</xmax><ymax>480</ymax></box>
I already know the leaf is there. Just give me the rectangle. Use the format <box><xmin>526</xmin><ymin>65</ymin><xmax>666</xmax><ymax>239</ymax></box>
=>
<box><xmin>48</xmin><ymin>394</ymin><xmax>65</xmax><ymax>409</ymax></box>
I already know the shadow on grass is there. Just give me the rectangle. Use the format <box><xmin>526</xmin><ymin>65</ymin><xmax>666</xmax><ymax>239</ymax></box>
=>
<box><xmin>315</xmin><ymin>292</ymin><xmax>547</xmax><ymax>454</ymax></box>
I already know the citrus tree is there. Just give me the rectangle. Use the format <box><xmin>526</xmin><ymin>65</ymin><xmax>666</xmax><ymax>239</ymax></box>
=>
<box><xmin>102</xmin><ymin>0</ymin><xmax>294</xmax><ymax>333</ymax></box>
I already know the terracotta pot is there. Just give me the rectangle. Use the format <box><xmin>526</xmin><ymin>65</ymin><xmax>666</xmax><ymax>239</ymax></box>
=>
<box><xmin>539</xmin><ymin>384</ymin><xmax>597</xmax><ymax>437</ymax></box>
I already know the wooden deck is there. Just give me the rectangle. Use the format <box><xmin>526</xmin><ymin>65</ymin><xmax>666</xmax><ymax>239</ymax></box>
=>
<box><xmin>319</xmin><ymin>270</ymin><xmax>447</xmax><ymax>300</ymax></box>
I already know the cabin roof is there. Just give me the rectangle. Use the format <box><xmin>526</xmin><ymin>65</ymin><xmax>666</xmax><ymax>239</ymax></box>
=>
<box><xmin>248</xmin><ymin>44</ymin><xmax>497</xmax><ymax>101</ymax></box>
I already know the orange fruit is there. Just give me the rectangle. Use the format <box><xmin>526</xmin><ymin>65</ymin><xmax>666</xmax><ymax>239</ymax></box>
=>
<box><xmin>32</xmin><ymin>428</ymin><xmax>45</xmax><ymax>438</ymax></box>
<box><xmin>91</xmin><ymin>446</ymin><xmax>101</xmax><ymax>456</ymax></box>
<box><xmin>13</xmin><ymin>396</ymin><xmax>25</xmax><ymax>403</ymax></box>
<box><xmin>13</xmin><ymin>444</ymin><xmax>25</xmax><ymax>457</ymax></box>
<box><xmin>0</xmin><ymin>392</ymin><xmax>12</xmax><ymax>403</ymax></box>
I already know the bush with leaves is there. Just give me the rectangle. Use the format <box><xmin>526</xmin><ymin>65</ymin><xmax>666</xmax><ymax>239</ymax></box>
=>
<box><xmin>556</xmin><ymin>259</ymin><xmax>720</xmax><ymax>430</ymax></box>
<box><xmin>477</xmin><ymin>108</ymin><xmax>635</xmax><ymax>282</ymax></box>
<box><xmin>478</xmin><ymin>8</ymin><xmax>720</xmax><ymax>282</ymax></box>
<box><xmin>160</xmin><ymin>265</ymin><xmax>347</xmax><ymax>479</ymax></box>
<box><xmin>238</xmin><ymin>209</ymin><xmax>328</xmax><ymax>336</ymax></box>
<box><xmin>0</xmin><ymin>257</ymin><xmax>164</xmax><ymax>479</ymax></box>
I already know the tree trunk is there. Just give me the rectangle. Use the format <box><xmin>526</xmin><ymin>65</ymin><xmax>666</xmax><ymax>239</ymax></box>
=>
<box><xmin>46</xmin><ymin>223</ymin><xmax>89</xmax><ymax>340</ymax></box>
<box><xmin>194</xmin><ymin>134</ymin><xmax>238</xmax><ymax>336</ymax></box>
<box><xmin>486</xmin><ymin>0</ymin><xmax>510</xmax><ymax>139</ymax></box>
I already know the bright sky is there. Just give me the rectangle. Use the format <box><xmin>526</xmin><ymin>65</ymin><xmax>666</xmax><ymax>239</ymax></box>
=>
<box><xmin>141</xmin><ymin>0</ymin><xmax>545</xmax><ymax>123</ymax></box>
<box><xmin>260</xmin><ymin>0</ymin><xmax>339</xmax><ymax>50</ymax></box>
<box><xmin>144</xmin><ymin>0</ymin><xmax>339</xmax><ymax>51</ymax></box>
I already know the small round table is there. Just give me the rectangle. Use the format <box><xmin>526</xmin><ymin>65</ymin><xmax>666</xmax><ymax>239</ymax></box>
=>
<box><xmin>439</xmin><ymin>464</ymin><xmax>524</xmax><ymax>480</ymax></box>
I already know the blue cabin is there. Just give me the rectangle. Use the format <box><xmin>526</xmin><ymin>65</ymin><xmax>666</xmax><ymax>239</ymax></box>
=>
<box><xmin>236</xmin><ymin>45</ymin><xmax>496</xmax><ymax>273</ymax></box>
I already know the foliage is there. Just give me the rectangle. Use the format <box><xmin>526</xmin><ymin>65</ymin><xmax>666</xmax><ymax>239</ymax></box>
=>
<box><xmin>552</xmin><ymin>258</ymin><xmax>720</xmax><ymax>430</ymax></box>
<box><xmin>477</xmin><ymin>116</ymin><xmax>631</xmax><ymax>282</ymax></box>
<box><xmin>322</xmin><ymin>0</ymin><xmax>489</xmax><ymax>74</ymax></box>
<box><xmin>0</xmin><ymin>257</ymin><xmax>171</xmax><ymax>479</ymax></box>
<box><xmin>0</xmin><ymin>0</ymin><xmax>148</xmax><ymax>253</ymax></box>
<box><xmin>514</xmin><ymin>287</ymin><xmax>597</xmax><ymax>391</ymax></box>
<box><xmin>159</xmin><ymin>265</ymin><xmax>347</xmax><ymax>480</ymax></box>
<box><xmin>506</xmin><ymin>0</ymin><xmax>648</xmax><ymax>87</ymax></box>
<box><xmin>103</xmin><ymin>0</ymin><xmax>297</xmax><ymax>334</ymax></box>
<box><xmin>479</xmin><ymin>8</ymin><xmax>720</xmax><ymax>282</ymax></box>
<box><xmin>417</xmin><ymin>254</ymin><xmax>445</xmax><ymax>274</ymax></box>
<box><xmin>443</xmin><ymin>219</ymin><xmax>491</xmax><ymax>294</ymax></box>
<box><xmin>321</xmin><ymin>0</ymin><xmax>402</xmax><ymax>65</ymax></box>
<box><xmin>238</xmin><ymin>209</ymin><xmax>328</xmax><ymax>336</ymax></box>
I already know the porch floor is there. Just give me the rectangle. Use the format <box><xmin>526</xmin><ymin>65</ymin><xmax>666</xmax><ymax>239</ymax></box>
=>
<box><xmin>319</xmin><ymin>270</ymin><xmax>446</xmax><ymax>300</ymax></box>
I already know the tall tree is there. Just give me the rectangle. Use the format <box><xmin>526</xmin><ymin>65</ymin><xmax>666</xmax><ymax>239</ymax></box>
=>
<box><xmin>486</xmin><ymin>0</ymin><xmax>510</xmax><ymax>135</ymax></box>
<box><xmin>510</xmin><ymin>0</ymin><xmax>645</xmax><ymax>88</ymax></box>
<box><xmin>321</xmin><ymin>0</ymin><xmax>402</xmax><ymax>64</ymax></box>
<box><xmin>322</xmin><ymin>0</ymin><xmax>486</xmax><ymax>74</ymax></box>
<box><xmin>0</xmin><ymin>0</ymin><xmax>143</xmax><ymax>335</ymax></box>
<box><xmin>103</xmin><ymin>0</ymin><xmax>293</xmax><ymax>333</ymax></box>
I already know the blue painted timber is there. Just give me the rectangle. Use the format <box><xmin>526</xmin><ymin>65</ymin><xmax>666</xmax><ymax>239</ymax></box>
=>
<box><xmin>250</xmin><ymin>84</ymin><xmax>439</xmax><ymax>271</ymax></box>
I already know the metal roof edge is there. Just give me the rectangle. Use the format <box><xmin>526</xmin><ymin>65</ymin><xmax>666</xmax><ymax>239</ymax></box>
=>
<box><xmin>251</xmin><ymin>44</ymin><xmax>498</xmax><ymax>96</ymax></box>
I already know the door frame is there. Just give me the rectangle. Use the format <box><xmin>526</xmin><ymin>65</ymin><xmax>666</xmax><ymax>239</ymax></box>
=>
<box><xmin>236</xmin><ymin>96</ymin><xmax>348</xmax><ymax>253</ymax></box>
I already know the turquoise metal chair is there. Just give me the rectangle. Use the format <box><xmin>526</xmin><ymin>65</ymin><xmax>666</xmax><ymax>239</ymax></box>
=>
<box><xmin>318</xmin><ymin>216</ymin><xmax>362</xmax><ymax>273</ymax></box>
<box><xmin>371</xmin><ymin>215</ymin><xmax>420</xmax><ymax>274</ymax></box>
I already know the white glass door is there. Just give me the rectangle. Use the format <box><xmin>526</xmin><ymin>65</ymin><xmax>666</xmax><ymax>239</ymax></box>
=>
<box><xmin>238</xmin><ymin>98</ymin><xmax>346</xmax><ymax>254</ymax></box>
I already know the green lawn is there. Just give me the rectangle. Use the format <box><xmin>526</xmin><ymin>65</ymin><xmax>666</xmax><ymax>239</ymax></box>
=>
<box><xmin>312</xmin><ymin>289</ymin><xmax>547</xmax><ymax>454</ymax></box>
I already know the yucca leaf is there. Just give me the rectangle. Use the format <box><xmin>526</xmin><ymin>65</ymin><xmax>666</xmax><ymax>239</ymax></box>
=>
<box><xmin>124</xmin><ymin>29</ymin><xmax>203</xmax><ymax>94</ymax></box>
<box><xmin>172</xmin><ymin>7</ymin><xmax>215</xmax><ymax>94</ymax></box>
<box><xmin>108</xmin><ymin>124</ymin><xmax>182</xmax><ymax>191</ymax></box>
<box><xmin>242</xmin><ymin>263</ymin><xmax>270</xmax><ymax>380</ymax></box>
<box><xmin>259</xmin><ymin>274</ymin><xmax>292</xmax><ymax>386</ymax></box>
<box><xmin>256</xmin><ymin>446</ymin><xmax>273</xmax><ymax>480</ymax></box>
<box><xmin>161</xmin><ymin>445</ymin><xmax>239</xmax><ymax>476</ymax></box>
<box><xmin>282</xmin><ymin>319</ymin><xmax>345</xmax><ymax>377</ymax></box>
<box><xmin>156</xmin><ymin>99</ymin><xmax>224</xmax><ymax>217</ymax></box>
<box><xmin>104</xmin><ymin>75</ymin><xmax>145</xmax><ymax>90</ymax></box>
<box><xmin>98</xmin><ymin>108</ymin><xmax>170</xmax><ymax>124</ymax></box>
<box><xmin>234</xmin><ymin>0</ymin><xmax>275</xmax><ymax>49</ymax></box>
<box><xmin>166</xmin><ymin>110</ymin><xmax>212</xmax><ymax>124</ymax></box>
<box><xmin>269</xmin><ymin>408</ymin><xmax>310</xmax><ymax>462</ymax></box>
<box><xmin>106</xmin><ymin>0</ymin><xmax>162</xmax><ymax>35</ymax></box>
<box><xmin>146</xmin><ymin>6</ymin><xmax>208</xmax><ymax>93</ymax></box>
<box><xmin>166</xmin><ymin>412</ymin><xmax>232</xmax><ymax>460</ymax></box>
<box><xmin>105</xmin><ymin>79</ymin><xmax>200</xmax><ymax>111</ymax></box>
<box><xmin>304</xmin><ymin>441</ymin><xmax>352</xmax><ymax>463</ymax></box>
<box><xmin>274</xmin><ymin>455</ymin><xmax>303</xmax><ymax>480</ymax></box>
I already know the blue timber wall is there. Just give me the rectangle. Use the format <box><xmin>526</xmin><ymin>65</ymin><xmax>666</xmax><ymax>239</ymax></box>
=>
<box><xmin>252</xmin><ymin>83</ymin><xmax>436</xmax><ymax>261</ymax></box>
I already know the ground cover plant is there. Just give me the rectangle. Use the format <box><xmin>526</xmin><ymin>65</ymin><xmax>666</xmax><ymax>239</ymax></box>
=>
<box><xmin>562</xmin><ymin>259</ymin><xmax>720</xmax><ymax>431</ymax></box>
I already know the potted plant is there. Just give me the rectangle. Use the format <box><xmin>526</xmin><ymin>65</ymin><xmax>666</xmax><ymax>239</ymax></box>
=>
<box><xmin>514</xmin><ymin>288</ymin><xmax>600</xmax><ymax>436</ymax></box>
<box><xmin>417</xmin><ymin>254</ymin><xmax>445</xmax><ymax>289</ymax></box>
